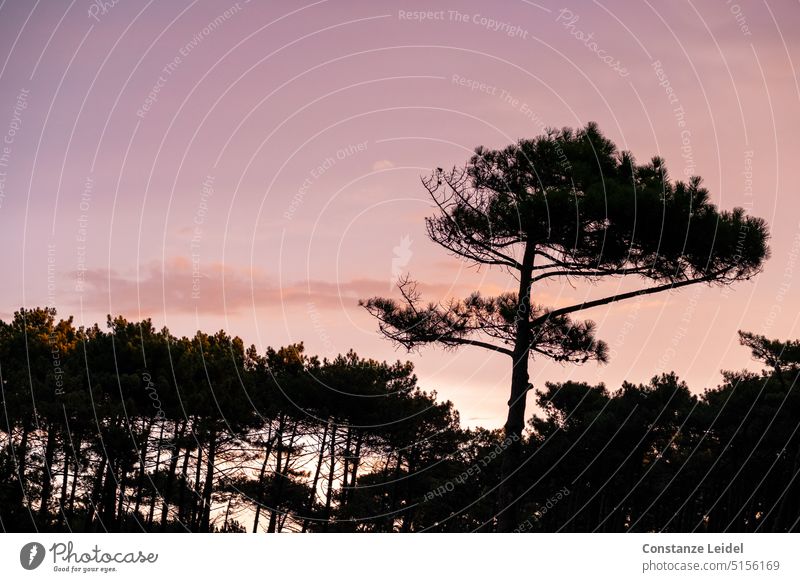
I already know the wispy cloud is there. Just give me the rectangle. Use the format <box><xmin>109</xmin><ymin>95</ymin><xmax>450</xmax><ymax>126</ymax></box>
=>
<box><xmin>69</xmin><ymin>257</ymin><xmax>509</xmax><ymax>317</ymax></box>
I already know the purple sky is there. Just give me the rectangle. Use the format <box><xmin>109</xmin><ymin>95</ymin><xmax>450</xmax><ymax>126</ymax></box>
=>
<box><xmin>1</xmin><ymin>0</ymin><xmax>798</xmax><ymax>427</ymax></box>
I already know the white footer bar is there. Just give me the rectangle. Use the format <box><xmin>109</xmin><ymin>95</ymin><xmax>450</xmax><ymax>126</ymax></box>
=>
<box><xmin>1</xmin><ymin>533</ymin><xmax>796</xmax><ymax>581</ymax></box>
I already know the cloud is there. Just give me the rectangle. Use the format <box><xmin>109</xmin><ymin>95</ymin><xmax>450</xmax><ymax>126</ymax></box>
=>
<box><xmin>371</xmin><ymin>159</ymin><xmax>395</xmax><ymax>171</ymax></box>
<box><xmin>69</xmin><ymin>257</ymin><xmax>506</xmax><ymax>317</ymax></box>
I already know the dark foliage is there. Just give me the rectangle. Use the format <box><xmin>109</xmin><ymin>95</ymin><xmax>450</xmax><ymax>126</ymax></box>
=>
<box><xmin>0</xmin><ymin>307</ymin><xmax>797</xmax><ymax>532</ymax></box>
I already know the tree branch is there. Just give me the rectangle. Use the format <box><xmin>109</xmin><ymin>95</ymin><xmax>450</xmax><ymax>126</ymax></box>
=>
<box><xmin>441</xmin><ymin>337</ymin><xmax>513</xmax><ymax>357</ymax></box>
<box><xmin>531</xmin><ymin>265</ymin><xmax>651</xmax><ymax>283</ymax></box>
<box><xmin>531</xmin><ymin>270</ymin><xmax>728</xmax><ymax>327</ymax></box>
<box><xmin>423</xmin><ymin>174</ymin><xmax>522</xmax><ymax>270</ymax></box>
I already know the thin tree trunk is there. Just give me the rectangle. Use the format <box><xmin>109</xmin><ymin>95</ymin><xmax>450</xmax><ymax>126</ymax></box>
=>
<box><xmin>341</xmin><ymin>426</ymin><xmax>353</xmax><ymax>507</ymax></box>
<box><xmin>269</xmin><ymin>419</ymin><xmax>298</xmax><ymax>533</ymax></box>
<box><xmin>160</xmin><ymin>419</ymin><xmax>185</xmax><ymax>531</ymax></box>
<box><xmin>302</xmin><ymin>420</ymin><xmax>328</xmax><ymax>532</ymax></box>
<box><xmin>86</xmin><ymin>452</ymin><xmax>107</xmax><ymax>529</ymax></box>
<box><xmin>16</xmin><ymin>421</ymin><xmax>31</xmax><ymax>497</ymax></box>
<box><xmin>341</xmin><ymin>430</ymin><xmax>362</xmax><ymax>527</ymax></box>
<box><xmin>99</xmin><ymin>457</ymin><xmax>117</xmax><ymax>530</ymax></box>
<box><xmin>267</xmin><ymin>415</ymin><xmax>285</xmax><ymax>533</ymax></box>
<box><xmin>253</xmin><ymin>424</ymin><xmax>275</xmax><ymax>533</ymax></box>
<box><xmin>116</xmin><ymin>467</ymin><xmax>128</xmax><ymax>528</ymax></box>
<box><xmin>176</xmin><ymin>444</ymin><xmax>192</xmax><ymax>526</ymax></box>
<box><xmin>387</xmin><ymin>451</ymin><xmax>403</xmax><ymax>532</ymax></box>
<box><xmin>252</xmin><ymin>452</ymin><xmax>270</xmax><ymax>533</ymax></box>
<box><xmin>278</xmin><ymin>508</ymin><xmax>289</xmax><ymax>532</ymax></box>
<box><xmin>38</xmin><ymin>425</ymin><xmax>57</xmax><ymax>525</ymax></box>
<box><xmin>133</xmin><ymin>418</ymin><xmax>152</xmax><ymax>518</ymax></box>
<box><xmin>323</xmin><ymin>422</ymin><xmax>337</xmax><ymax>531</ymax></box>
<box><xmin>67</xmin><ymin>438</ymin><xmax>80</xmax><ymax>521</ymax></box>
<box><xmin>190</xmin><ymin>446</ymin><xmax>203</xmax><ymax>531</ymax></box>
<box><xmin>146</xmin><ymin>420</ymin><xmax>166</xmax><ymax>526</ymax></box>
<box><xmin>400</xmin><ymin>453</ymin><xmax>417</xmax><ymax>532</ymax></box>
<box><xmin>348</xmin><ymin>431</ymin><xmax>363</xmax><ymax>494</ymax></box>
<box><xmin>199</xmin><ymin>428</ymin><xmax>217</xmax><ymax>532</ymax></box>
<box><xmin>498</xmin><ymin>242</ymin><xmax>535</xmax><ymax>532</ymax></box>
<box><xmin>57</xmin><ymin>441</ymin><xmax>70</xmax><ymax>529</ymax></box>
<box><xmin>222</xmin><ymin>495</ymin><xmax>231</xmax><ymax>532</ymax></box>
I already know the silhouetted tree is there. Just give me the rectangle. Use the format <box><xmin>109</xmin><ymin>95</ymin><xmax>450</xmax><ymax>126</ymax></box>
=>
<box><xmin>361</xmin><ymin>123</ymin><xmax>770</xmax><ymax>530</ymax></box>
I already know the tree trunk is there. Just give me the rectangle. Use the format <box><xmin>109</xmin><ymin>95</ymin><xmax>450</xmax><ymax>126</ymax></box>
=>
<box><xmin>400</xmin><ymin>452</ymin><xmax>417</xmax><ymax>532</ymax></box>
<box><xmin>176</xmin><ymin>444</ymin><xmax>192</xmax><ymax>526</ymax></box>
<box><xmin>341</xmin><ymin>426</ymin><xmax>353</xmax><ymax>506</ymax></box>
<box><xmin>190</xmin><ymin>446</ymin><xmax>203</xmax><ymax>531</ymax></box>
<box><xmin>132</xmin><ymin>418</ymin><xmax>152</xmax><ymax>519</ymax></box>
<box><xmin>323</xmin><ymin>422</ymin><xmax>337</xmax><ymax>531</ymax></box>
<box><xmin>387</xmin><ymin>451</ymin><xmax>403</xmax><ymax>532</ymax></box>
<box><xmin>340</xmin><ymin>430</ymin><xmax>362</xmax><ymax>530</ymax></box>
<box><xmin>199</xmin><ymin>428</ymin><xmax>217</xmax><ymax>532</ymax></box>
<box><xmin>16</xmin><ymin>421</ymin><xmax>31</xmax><ymax>494</ymax></box>
<box><xmin>222</xmin><ymin>495</ymin><xmax>231</xmax><ymax>531</ymax></box>
<box><xmin>267</xmin><ymin>415</ymin><xmax>285</xmax><ymax>533</ymax></box>
<box><xmin>278</xmin><ymin>508</ymin><xmax>289</xmax><ymax>532</ymax></box>
<box><xmin>67</xmin><ymin>438</ymin><xmax>80</xmax><ymax>522</ymax></box>
<box><xmin>268</xmin><ymin>418</ymin><xmax>298</xmax><ymax>533</ymax></box>
<box><xmin>497</xmin><ymin>242</ymin><xmax>535</xmax><ymax>532</ymax></box>
<box><xmin>160</xmin><ymin>419</ymin><xmax>185</xmax><ymax>531</ymax></box>
<box><xmin>302</xmin><ymin>420</ymin><xmax>328</xmax><ymax>532</ymax></box>
<box><xmin>99</xmin><ymin>457</ymin><xmax>117</xmax><ymax>530</ymax></box>
<box><xmin>57</xmin><ymin>439</ymin><xmax>70</xmax><ymax>529</ymax></box>
<box><xmin>146</xmin><ymin>420</ymin><xmax>166</xmax><ymax>526</ymax></box>
<box><xmin>86</xmin><ymin>452</ymin><xmax>107</xmax><ymax>529</ymax></box>
<box><xmin>252</xmin><ymin>452</ymin><xmax>270</xmax><ymax>533</ymax></box>
<box><xmin>38</xmin><ymin>425</ymin><xmax>57</xmax><ymax>525</ymax></box>
<box><xmin>347</xmin><ymin>432</ymin><xmax>363</xmax><ymax>499</ymax></box>
<box><xmin>116</xmin><ymin>467</ymin><xmax>128</xmax><ymax>528</ymax></box>
<box><xmin>252</xmin><ymin>424</ymin><xmax>275</xmax><ymax>533</ymax></box>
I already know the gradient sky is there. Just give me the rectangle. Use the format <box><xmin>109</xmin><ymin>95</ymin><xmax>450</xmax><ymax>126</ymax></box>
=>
<box><xmin>1</xmin><ymin>0</ymin><xmax>798</xmax><ymax>427</ymax></box>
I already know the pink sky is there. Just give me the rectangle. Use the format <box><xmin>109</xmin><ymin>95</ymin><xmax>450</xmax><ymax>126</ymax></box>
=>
<box><xmin>1</xmin><ymin>0</ymin><xmax>798</xmax><ymax>427</ymax></box>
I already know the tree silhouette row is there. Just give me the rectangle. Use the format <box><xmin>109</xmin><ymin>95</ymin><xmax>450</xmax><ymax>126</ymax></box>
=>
<box><xmin>1</xmin><ymin>307</ymin><xmax>798</xmax><ymax>532</ymax></box>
